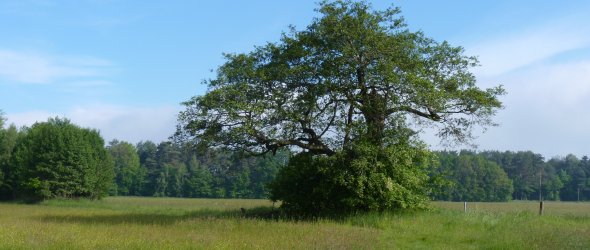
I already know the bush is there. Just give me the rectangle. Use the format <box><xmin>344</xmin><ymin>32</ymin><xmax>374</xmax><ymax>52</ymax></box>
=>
<box><xmin>11</xmin><ymin>118</ymin><xmax>114</xmax><ymax>202</ymax></box>
<box><xmin>269</xmin><ymin>141</ymin><xmax>434</xmax><ymax>216</ymax></box>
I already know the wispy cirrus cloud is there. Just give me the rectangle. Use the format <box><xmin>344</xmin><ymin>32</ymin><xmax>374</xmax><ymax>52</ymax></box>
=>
<box><xmin>468</xmin><ymin>14</ymin><xmax>590</xmax><ymax>77</ymax></box>
<box><xmin>0</xmin><ymin>49</ymin><xmax>113</xmax><ymax>84</ymax></box>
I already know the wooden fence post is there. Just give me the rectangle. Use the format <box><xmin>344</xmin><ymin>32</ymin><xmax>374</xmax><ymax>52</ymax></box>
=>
<box><xmin>464</xmin><ymin>201</ymin><xmax>467</xmax><ymax>213</ymax></box>
<box><xmin>539</xmin><ymin>201</ymin><xmax>544</xmax><ymax>215</ymax></box>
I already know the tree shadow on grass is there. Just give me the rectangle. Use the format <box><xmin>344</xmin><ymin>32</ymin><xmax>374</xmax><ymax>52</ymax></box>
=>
<box><xmin>36</xmin><ymin>206</ymin><xmax>285</xmax><ymax>226</ymax></box>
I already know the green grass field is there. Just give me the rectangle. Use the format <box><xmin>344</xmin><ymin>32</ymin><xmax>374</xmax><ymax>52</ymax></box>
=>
<box><xmin>1</xmin><ymin>197</ymin><xmax>589</xmax><ymax>249</ymax></box>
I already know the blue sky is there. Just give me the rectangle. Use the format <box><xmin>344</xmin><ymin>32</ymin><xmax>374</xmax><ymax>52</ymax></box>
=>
<box><xmin>1</xmin><ymin>0</ymin><xmax>590</xmax><ymax>158</ymax></box>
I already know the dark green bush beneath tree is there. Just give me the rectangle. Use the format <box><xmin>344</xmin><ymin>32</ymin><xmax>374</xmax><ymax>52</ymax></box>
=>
<box><xmin>269</xmin><ymin>141</ymin><xmax>435</xmax><ymax>216</ymax></box>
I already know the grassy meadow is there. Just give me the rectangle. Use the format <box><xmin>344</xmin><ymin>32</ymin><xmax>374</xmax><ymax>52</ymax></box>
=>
<box><xmin>0</xmin><ymin>197</ymin><xmax>589</xmax><ymax>249</ymax></box>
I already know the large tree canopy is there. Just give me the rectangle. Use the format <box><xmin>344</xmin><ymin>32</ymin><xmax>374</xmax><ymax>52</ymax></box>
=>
<box><xmin>176</xmin><ymin>1</ymin><xmax>504</xmax><ymax>214</ymax></box>
<box><xmin>176</xmin><ymin>1</ymin><xmax>504</xmax><ymax>156</ymax></box>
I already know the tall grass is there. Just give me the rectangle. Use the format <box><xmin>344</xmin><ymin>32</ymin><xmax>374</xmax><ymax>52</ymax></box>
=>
<box><xmin>0</xmin><ymin>198</ymin><xmax>377</xmax><ymax>249</ymax></box>
<box><xmin>0</xmin><ymin>198</ymin><xmax>589</xmax><ymax>249</ymax></box>
<box><xmin>437</xmin><ymin>200</ymin><xmax>590</xmax><ymax>216</ymax></box>
<box><xmin>345</xmin><ymin>209</ymin><xmax>590</xmax><ymax>249</ymax></box>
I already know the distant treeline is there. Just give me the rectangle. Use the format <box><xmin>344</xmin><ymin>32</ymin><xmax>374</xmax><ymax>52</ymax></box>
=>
<box><xmin>0</xmin><ymin>117</ymin><xmax>288</xmax><ymax>201</ymax></box>
<box><xmin>106</xmin><ymin>143</ymin><xmax>590</xmax><ymax>202</ymax></box>
<box><xmin>107</xmin><ymin>140</ymin><xmax>289</xmax><ymax>199</ymax></box>
<box><xmin>432</xmin><ymin>151</ymin><xmax>590</xmax><ymax>202</ymax></box>
<box><xmin>1</xmin><ymin>117</ymin><xmax>588</xmax><ymax>202</ymax></box>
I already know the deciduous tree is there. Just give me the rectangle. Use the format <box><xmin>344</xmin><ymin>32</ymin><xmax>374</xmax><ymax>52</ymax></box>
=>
<box><xmin>176</xmin><ymin>1</ymin><xmax>504</xmax><ymax>213</ymax></box>
<box><xmin>11</xmin><ymin>118</ymin><xmax>114</xmax><ymax>201</ymax></box>
<box><xmin>176</xmin><ymin>1</ymin><xmax>504</xmax><ymax>156</ymax></box>
<box><xmin>107</xmin><ymin>140</ymin><xmax>142</xmax><ymax>196</ymax></box>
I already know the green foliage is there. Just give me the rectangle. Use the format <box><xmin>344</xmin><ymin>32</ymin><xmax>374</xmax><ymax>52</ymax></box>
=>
<box><xmin>270</xmin><ymin>140</ymin><xmax>433</xmax><ymax>215</ymax></box>
<box><xmin>176</xmin><ymin>0</ymin><xmax>504</xmax><ymax>155</ymax></box>
<box><xmin>550</xmin><ymin>154</ymin><xmax>589</xmax><ymax>201</ymax></box>
<box><xmin>131</xmin><ymin>140</ymin><xmax>286</xmax><ymax>199</ymax></box>
<box><xmin>434</xmin><ymin>151</ymin><xmax>513</xmax><ymax>202</ymax></box>
<box><xmin>0</xmin><ymin>111</ymin><xmax>5</xmax><ymax>190</ymax></box>
<box><xmin>182</xmin><ymin>156</ymin><xmax>213</xmax><ymax>198</ymax></box>
<box><xmin>176</xmin><ymin>0</ymin><xmax>504</xmax><ymax>214</ymax></box>
<box><xmin>10</xmin><ymin>117</ymin><xmax>114</xmax><ymax>202</ymax></box>
<box><xmin>107</xmin><ymin>140</ymin><xmax>142</xmax><ymax>196</ymax></box>
<box><xmin>432</xmin><ymin>150</ymin><xmax>590</xmax><ymax>202</ymax></box>
<box><xmin>481</xmin><ymin>151</ymin><xmax>545</xmax><ymax>200</ymax></box>
<box><xmin>153</xmin><ymin>142</ymin><xmax>185</xmax><ymax>197</ymax></box>
<box><xmin>0</xmin><ymin>123</ymin><xmax>24</xmax><ymax>200</ymax></box>
<box><xmin>136</xmin><ymin>141</ymin><xmax>158</xmax><ymax>196</ymax></box>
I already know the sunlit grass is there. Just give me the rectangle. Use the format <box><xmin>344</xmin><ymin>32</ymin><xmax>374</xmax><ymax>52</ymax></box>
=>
<box><xmin>0</xmin><ymin>198</ymin><xmax>377</xmax><ymax>249</ymax></box>
<box><xmin>436</xmin><ymin>200</ymin><xmax>590</xmax><ymax>216</ymax></box>
<box><xmin>0</xmin><ymin>198</ymin><xmax>589</xmax><ymax>249</ymax></box>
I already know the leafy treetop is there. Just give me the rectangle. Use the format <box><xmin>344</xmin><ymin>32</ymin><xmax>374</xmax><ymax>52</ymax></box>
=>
<box><xmin>176</xmin><ymin>0</ymin><xmax>504</xmax><ymax>156</ymax></box>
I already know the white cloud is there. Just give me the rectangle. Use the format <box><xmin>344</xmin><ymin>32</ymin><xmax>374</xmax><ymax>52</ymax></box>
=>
<box><xmin>463</xmin><ymin>59</ymin><xmax>590</xmax><ymax>158</ymax></box>
<box><xmin>510</xmin><ymin>62</ymin><xmax>590</xmax><ymax>107</ymax></box>
<box><xmin>58</xmin><ymin>80</ymin><xmax>115</xmax><ymax>94</ymax></box>
<box><xmin>6</xmin><ymin>105</ymin><xmax>180</xmax><ymax>144</ymax></box>
<box><xmin>6</xmin><ymin>110</ymin><xmax>54</xmax><ymax>126</ymax></box>
<box><xmin>467</xmin><ymin>15</ymin><xmax>590</xmax><ymax>77</ymax></box>
<box><xmin>435</xmin><ymin>12</ymin><xmax>590</xmax><ymax>158</ymax></box>
<box><xmin>66</xmin><ymin>80</ymin><xmax>113</xmax><ymax>88</ymax></box>
<box><xmin>0</xmin><ymin>49</ymin><xmax>112</xmax><ymax>84</ymax></box>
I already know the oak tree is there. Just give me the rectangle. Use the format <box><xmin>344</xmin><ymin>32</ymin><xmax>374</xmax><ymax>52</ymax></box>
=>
<box><xmin>176</xmin><ymin>1</ymin><xmax>504</xmax><ymax>213</ymax></box>
<box><xmin>176</xmin><ymin>1</ymin><xmax>503</xmax><ymax>155</ymax></box>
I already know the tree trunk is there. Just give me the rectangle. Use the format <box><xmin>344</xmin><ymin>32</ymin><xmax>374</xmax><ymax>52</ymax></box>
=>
<box><xmin>362</xmin><ymin>89</ymin><xmax>386</xmax><ymax>146</ymax></box>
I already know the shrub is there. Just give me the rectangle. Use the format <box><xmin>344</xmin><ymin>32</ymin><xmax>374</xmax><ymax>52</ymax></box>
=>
<box><xmin>11</xmin><ymin>118</ymin><xmax>114</xmax><ymax>202</ymax></box>
<box><xmin>269</xmin><ymin>140</ymin><xmax>434</xmax><ymax>216</ymax></box>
